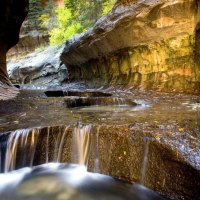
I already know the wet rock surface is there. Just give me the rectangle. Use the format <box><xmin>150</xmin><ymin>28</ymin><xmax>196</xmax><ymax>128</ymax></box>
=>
<box><xmin>61</xmin><ymin>0</ymin><xmax>200</xmax><ymax>92</ymax></box>
<box><xmin>0</xmin><ymin>124</ymin><xmax>200</xmax><ymax>199</ymax></box>
<box><xmin>8</xmin><ymin>45</ymin><xmax>68</xmax><ymax>85</ymax></box>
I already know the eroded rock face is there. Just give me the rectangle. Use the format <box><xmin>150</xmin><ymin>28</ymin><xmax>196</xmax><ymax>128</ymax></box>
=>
<box><xmin>0</xmin><ymin>0</ymin><xmax>28</xmax><ymax>100</ymax></box>
<box><xmin>61</xmin><ymin>0</ymin><xmax>200</xmax><ymax>92</ymax></box>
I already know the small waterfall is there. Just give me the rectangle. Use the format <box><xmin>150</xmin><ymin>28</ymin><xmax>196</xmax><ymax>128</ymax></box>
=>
<box><xmin>45</xmin><ymin>126</ymin><xmax>69</xmax><ymax>163</ymax></box>
<box><xmin>4</xmin><ymin>128</ymin><xmax>40</xmax><ymax>173</ymax></box>
<box><xmin>0</xmin><ymin>126</ymin><xmax>70</xmax><ymax>173</ymax></box>
<box><xmin>140</xmin><ymin>138</ymin><xmax>150</xmax><ymax>185</ymax></box>
<box><xmin>45</xmin><ymin>127</ymin><xmax>50</xmax><ymax>163</ymax></box>
<box><xmin>72</xmin><ymin>124</ymin><xmax>92</xmax><ymax>167</ymax></box>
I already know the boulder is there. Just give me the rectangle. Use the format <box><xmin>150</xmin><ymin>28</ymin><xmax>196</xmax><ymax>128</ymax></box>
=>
<box><xmin>61</xmin><ymin>0</ymin><xmax>200</xmax><ymax>92</ymax></box>
<box><xmin>8</xmin><ymin>45</ymin><xmax>68</xmax><ymax>85</ymax></box>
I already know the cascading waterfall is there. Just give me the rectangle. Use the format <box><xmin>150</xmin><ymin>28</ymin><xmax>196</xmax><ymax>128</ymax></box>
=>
<box><xmin>0</xmin><ymin>126</ymin><xmax>70</xmax><ymax>173</ymax></box>
<box><xmin>0</xmin><ymin>124</ymin><xmax>99</xmax><ymax>173</ymax></box>
<box><xmin>45</xmin><ymin>126</ymin><xmax>69</xmax><ymax>163</ymax></box>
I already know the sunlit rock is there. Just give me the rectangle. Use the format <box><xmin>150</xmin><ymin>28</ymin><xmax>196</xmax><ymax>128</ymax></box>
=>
<box><xmin>61</xmin><ymin>0</ymin><xmax>200</xmax><ymax>92</ymax></box>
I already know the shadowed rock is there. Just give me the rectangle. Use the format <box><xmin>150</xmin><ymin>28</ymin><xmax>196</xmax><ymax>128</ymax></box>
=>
<box><xmin>45</xmin><ymin>90</ymin><xmax>112</xmax><ymax>97</ymax></box>
<box><xmin>66</xmin><ymin>91</ymin><xmax>112</xmax><ymax>97</ymax></box>
<box><xmin>0</xmin><ymin>0</ymin><xmax>28</xmax><ymax>100</ymax></box>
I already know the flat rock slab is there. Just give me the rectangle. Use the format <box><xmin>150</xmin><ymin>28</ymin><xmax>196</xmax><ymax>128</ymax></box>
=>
<box><xmin>45</xmin><ymin>90</ymin><xmax>112</xmax><ymax>97</ymax></box>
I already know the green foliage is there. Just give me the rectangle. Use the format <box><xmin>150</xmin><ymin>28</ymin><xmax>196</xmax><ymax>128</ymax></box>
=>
<box><xmin>103</xmin><ymin>0</ymin><xmax>116</xmax><ymax>15</ymax></box>
<box><xmin>65</xmin><ymin>0</ymin><xmax>116</xmax><ymax>29</ymax></box>
<box><xmin>39</xmin><ymin>0</ymin><xmax>57</xmax><ymax>31</ymax></box>
<box><xmin>39</xmin><ymin>0</ymin><xmax>117</xmax><ymax>45</ymax></box>
<box><xmin>49</xmin><ymin>7</ymin><xmax>83</xmax><ymax>45</ymax></box>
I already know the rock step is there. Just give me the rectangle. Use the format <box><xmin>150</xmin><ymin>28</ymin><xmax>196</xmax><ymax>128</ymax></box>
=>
<box><xmin>64</xmin><ymin>96</ymin><xmax>137</xmax><ymax>108</ymax></box>
<box><xmin>45</xmin><ymin>90</ymin><xmax>112</xmax><ymax>98</ymax></box>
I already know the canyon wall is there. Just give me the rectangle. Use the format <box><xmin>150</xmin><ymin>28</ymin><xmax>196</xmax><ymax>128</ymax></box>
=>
<box><xmin>0</xmin><ymin>0</ymin><xmax>28</xmax><ymax>100</ymax></box>
<box><xmin>61</xmin><ymin>0</ymin><xmax>200</xmax><ymax>93</ymax></box>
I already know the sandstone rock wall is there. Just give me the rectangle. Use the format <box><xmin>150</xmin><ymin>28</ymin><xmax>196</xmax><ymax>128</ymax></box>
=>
<box><xmin>61</xmin><ymin>0</ymin><xmax>200</xmax><ymax>93</ymax></box>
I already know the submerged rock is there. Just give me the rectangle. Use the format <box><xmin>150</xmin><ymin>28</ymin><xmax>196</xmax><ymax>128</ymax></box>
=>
<box><xmin>8</xmin><ymin>45</ymin><xmax>68</xmax><ymax>85</ymax></box>
<box><xmin>61</xmin><ymin>0</ymin><xmax>200</xmax><ymax>92</ymax></box>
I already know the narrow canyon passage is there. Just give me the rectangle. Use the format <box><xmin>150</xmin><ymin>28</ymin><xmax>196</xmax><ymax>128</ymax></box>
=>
<box><xmin>0</xmin><ymin>0</ymin><xmax>200</xmax><ymax>200</ymax></box>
